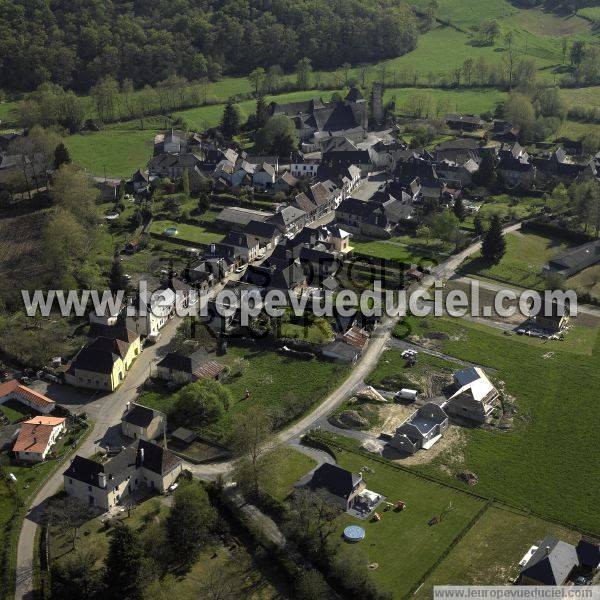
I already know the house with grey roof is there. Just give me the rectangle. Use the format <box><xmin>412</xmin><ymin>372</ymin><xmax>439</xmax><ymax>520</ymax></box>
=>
<box><xmin>519</xmin><ymin>535</ymin><xmax>579</xmax><ymax>585</ymax></box>
<box><xmin>156</xmin><ymin>352</ymin><xmax>226</xmax><ymax>385</ymax></box>
<box><xmin>446</xmin><ymin>367</ymin><xmax>498</xmax><ymax>423</ymax></box>
<box><xmin>121</xmin><ymin>403</ymin><xmax>165</xmax><ymax>442</ymax></box>
<box><xmin>243</xmin><ymin>220</ymin><xmax>282</xmax><ymax>250</ymax></box>
<box><xmin>252</xmin><ymin>162</ymin><xmax>277</xmax><ymax>190</ymax></box>
<box><xmin>214</xmin><ymin>206</ymin><xmax>272</xmax><ymax>230</ymax></box>
<box><xmin>64</xmin><ymin>439</ymin><xmax>182</xmax><ymax>510</ymax></box>
<box><xmin>267</xmin><ymin>205</ymin><xmax>307</xmax><ymax>235</ymax></box>
<box><xmin>545</xmin><ymin>239</ymin><xmax>600</xmax><ymax>277</ymax></box>
<box><xmin>390</xmin><ymin>402</ymin><xmax>449</xmax><ymax>454</ymax></box>
<box><xmin>269</xmin><ymin>88</ymin><xmax>368</xmax><ymax>142</ymax></box>
<box><xmin>309</xmin><ymin>463</ymin><xmax>366</xmax><ymax>510</ymax></box>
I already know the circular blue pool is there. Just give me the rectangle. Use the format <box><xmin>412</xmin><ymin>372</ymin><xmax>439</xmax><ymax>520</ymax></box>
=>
<box><xmin>343</xmin><ymin>525</ymin><xmax>366</xmax><ymax>542</ymax></box>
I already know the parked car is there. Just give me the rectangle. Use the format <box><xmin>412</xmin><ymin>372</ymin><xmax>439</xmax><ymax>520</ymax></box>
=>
<box><xmin>573</xmin><ymin>576</ymin><xmax>591</xmax><ymax>586</ymax></box>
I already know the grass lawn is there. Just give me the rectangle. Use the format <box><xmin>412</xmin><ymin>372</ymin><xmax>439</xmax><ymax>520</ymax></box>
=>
<box><xmin>560</xmin><ymin>86</ymin><xmax>600</xmax><ymax>108</ymax></box>
<box><xmin>261</xmin><ymin>447</ymin><xmax>316</xmax><ymax>502</ymax></box>
<box><xmin>460</xmin><ymin>231</ymin><xmax>574</xmax><ymax>289</ymax></box>
<box><xmin>556</xmin><ymin>119</ymin><xmax>600</xmax><ymax>141</ymax></box>
<box><xmin>567</xmin><ymin>263</ymin><xmax>600</xmax><ymax>300</ymax></box>
<box><xmin>148</xmin><ymin>219</ymin><xmax>224</xmax><ymax>247</ymax></box>
<box><xmin>50</xmin><ymin>495</ymin><xmax>170</xmax><ymax>563</ymax></box>
<box><xmin>141</xmin><ymin>345</ymin><xmax>349</xmax><ymax>442</ymax></box>
<box><xmin>415</xmin><ymin>504</ymin><xmax>581</xmax><ymax>596</ymax></box>
<box><xmin>352</xmin><ymin>239</ymin><xmax>435</xmax><ymax>264</ymax></box>
<box><xmin>462</xmin><ymin>195</ymin><xmax>545</xmax><ymax>232</ymax></box>
<box><xmin>332</xmin><ymin>449</ymin><xmax>485</xmax><ymax>597</ymax></box>
<box><xmin>66</xmin><ymin>126</ymin><xmax>156</xmax><ymax>177</ymax></box>
<box><xmin>379</xmin><ymin>26</ymin><xmax>558</xmax><ymax>85</ymax></box>
<box><xmin>0</xmin><ymin>399</ymin><xmax>29</xmax><ymax>423</ymax></box>
<box><xmin>389</xmin><ymin>87</ymin><xmax>507</xmax><ymax>117</ymax></box>
<box><xmin>366</xmin><ymin>348</ymin><xmax>460</xmax><ymax>393</ymax></box>
<box><xmin>399</xmin><ymin>315</ymin><xmax>600</xmax><ymax>533</ymax></box>
<box><xmin>0</xmin><ymin>100</ymin><xmax>19</xmax><ymax>127</ymax></box>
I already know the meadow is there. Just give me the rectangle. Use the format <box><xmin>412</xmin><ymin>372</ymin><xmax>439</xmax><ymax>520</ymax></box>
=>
<box><xmin>397</xmin><ymin>315</ymin><xmax>600</xmax><ymax>533</ymax></box>
<box><xmin>148</xmin><ymin>219</ymin><xmax>224</xmax><ymax>247</ymax></box>
<box><xmin>140</xmin><ymin>344</ymin><xmax>349</xmax><ymax>442</ymax></box>
<box><xmin>460</xmin><ymin>230</ymin><xmax>574</xmax><ymax>289</ymax></box>
<box><xmin>415</xmin><ymin>504</ymin><xmax>581</xmax><ymax>595</ymax></box>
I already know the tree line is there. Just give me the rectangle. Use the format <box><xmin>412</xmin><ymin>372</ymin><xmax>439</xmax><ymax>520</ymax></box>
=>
<box><xmin>0</xmin><ymin>0</ymin><xmax>419</xmax><ymax>94</ymax></box>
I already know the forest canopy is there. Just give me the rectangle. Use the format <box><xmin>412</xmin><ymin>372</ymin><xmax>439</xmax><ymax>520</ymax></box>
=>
<box><xmin>0</xmin><ymin>0</ymin><xmax>419</xmax><ymax>93</ymax></box>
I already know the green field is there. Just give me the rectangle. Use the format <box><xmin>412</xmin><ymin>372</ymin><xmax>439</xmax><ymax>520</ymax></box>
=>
<box><xmin>390</xmin><ymin>87</ymin><xmax>507</xmax><ymax>117</ymax></box>
<box><xmin>66</xmin><ymin>126</ymin><xmax>156</xmax><ymax>177</ymax></box>
<box><xmin>560</xmin><ymin>86</ymin><xmax>600</xmax><ymax>108</ymax></box>
<box><xmin>397</xmin><ymin>315</ymin><xmax>600</xmax><ymax>533</ymax></box>
<box><xmin>261</xmin><ymin>447</ymin><xmax>316</xmax><ymax>502</ymax></box>
<box><xmin>141</xmin><ymin>345</ymin><xmax>349</xmax><ymax>441</ymax></box>
<box><xmin>148</xmin><ymin>219</ymin><xmax>224</xmax><ymax>247</ymax></box>
<box><xmin>460</xmin><ymin>231</ymin><xmax>574</xmax><ymax>289</ymax></box>
<box><xmin>331</xmin><ymin>449</ymin><xmax>485</xmax><ymax>597</ymax></box>
<box><xmin>578</xmin><ymin>6</ymin><xmax>600</xmax><ymax>23</ymax></box>
<box><xmin>567</xmin><ymin>263</ymin><xmax>600</xmax><ymax>299</ymax></box>
<box><xmin>462</xmin><ymin>195</ymin><xmax>545</xmax><ymax>231</ymax></box>
<box><xmin>352</xmin><ymin>237</ymin><xmax>441</xmax><ymax>264</ymax></box>
<box><xmin>415</xmin><ymin>504</ymin><xmax>580</xmax><ymax>595</ymax></box>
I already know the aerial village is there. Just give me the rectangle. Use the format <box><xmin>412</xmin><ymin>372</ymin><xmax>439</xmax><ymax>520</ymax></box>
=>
<box><xmin>1</xmin><ymin>50</ymin><xmax>600</xmax><ymax>600</ymax></box>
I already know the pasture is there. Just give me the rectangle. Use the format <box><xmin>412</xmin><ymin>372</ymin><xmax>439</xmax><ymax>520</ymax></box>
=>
<box><xmin>66</xmin><ymin>126</ymin><xmax>157</xmax><ymax>177</ymax></box>
<box><xmin>140</xmin><ymin>344</ymin><xmax>349</xmax><ymax>442</ymax></box>
<box><xmin>148</xmin><ymin>219</ymin><xmax>223</xmax><ymax>247</ymax></box>
<box><xmin>415</xmin><ymin>504</ymin><xmax>581</xmax><ymax>596</ymax></box>
<box><xmin>400</xmin><ymin>315</ymin><xmax>600</xmax><ymax>533</ymax></box>
<box><xmin>460</xmin><ymin>231</ymin><xmax>574</xmax><ymax>290</ymax></box>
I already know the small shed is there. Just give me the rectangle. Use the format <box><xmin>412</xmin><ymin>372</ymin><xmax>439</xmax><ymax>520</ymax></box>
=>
<box><xmin>171</xmin><ymin>427</ymin><xmax>197</xmax><ymax>446</ymax></box>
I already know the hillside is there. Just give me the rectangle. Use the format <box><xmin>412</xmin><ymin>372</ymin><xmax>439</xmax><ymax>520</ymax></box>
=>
<box><xmin>0</xmin><ymin>0</ymin><xmax>418</xmax><ymax>93</ymax></box>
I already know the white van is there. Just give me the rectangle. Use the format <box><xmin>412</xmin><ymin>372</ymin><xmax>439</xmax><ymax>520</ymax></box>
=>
<box><xmin>396</xmin><ymin>388</ymin><xmax>418</xmax><ymax>402</ymax></box>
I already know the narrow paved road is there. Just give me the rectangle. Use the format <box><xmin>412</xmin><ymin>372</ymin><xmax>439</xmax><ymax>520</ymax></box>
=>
<box><xmin>14</xmin><ymin>220</ymin><xmax>521</xmax><ymax>599</ymax></box>
<box><xmin>14</xmin><ymin>316</ymin><xmax>182</xmax><ymax>600</ymax></box>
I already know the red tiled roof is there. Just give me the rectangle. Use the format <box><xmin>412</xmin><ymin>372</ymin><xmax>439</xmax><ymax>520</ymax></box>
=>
<box><xmin>12</xmin><ymin>417</ymin><xmax>65</xmax><ymax>454</ymax></box>
<box><xmin>341</xmin><ymin>325</ymin><xmax>370</xmax><ymax>349</ymax></box>
<box><xmin>0</xmin><ymin>379</ymin><xmax>19</xmax><ymax>397</ymax></box>
<box><xmin>194</xmin><ymin>361</ymin><xmax>226</xmax><ymax>380</ymax></box>
<box><xmin>0</xmin><ymin>379</ymin><xmax>55</xmax><ymax>410</ymax></box>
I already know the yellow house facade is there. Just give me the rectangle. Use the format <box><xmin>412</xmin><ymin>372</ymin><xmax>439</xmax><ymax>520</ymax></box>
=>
<box><xmin>66</xmin><ymin>328</ymin><xmax>141</xmax><ymax>392</ymax></box>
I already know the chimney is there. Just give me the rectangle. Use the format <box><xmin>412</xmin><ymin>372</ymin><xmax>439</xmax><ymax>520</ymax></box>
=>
<box><xmin>98</xmin><ymin>473</ymin><xmax>107</xmax><ymax>489</ymax></box>
<box><xmin>125</xmin><ymin>401</ymin><xmax>130</xmax><ymax>413</ymax></box>
<box><xmin>545</xmin><ymin>546</ymin><xmax>551</xmax><ymax>556</ymax></box>
<box><xmin>140</xmin><ymin>448</ymin><xmax>144</xmax><ymax>465</ymax></box>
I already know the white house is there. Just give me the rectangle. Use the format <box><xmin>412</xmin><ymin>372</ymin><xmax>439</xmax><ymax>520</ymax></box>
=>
<box><xmin>446</xmin><ymin>367</ymin><xmax>498</xmax><ymax>423</ymax></box>
<box><xmin>0</xmin><ymin>379</ymin><xmax>55</xmax><ymax>414</ymax></box>
<box><xmin>12</xmin><ymin>416</ymin><xmax>66</xmax><ymax>462</ymax></box>
<box><xmin>291</xmin><ymin>155</ymin><xmax>321</xmax><ymax>179</ymax></box>
<box><xmin>126</xmin><ymin>288</ymin><xmax>176</xmax><ymax>338</ymax></box>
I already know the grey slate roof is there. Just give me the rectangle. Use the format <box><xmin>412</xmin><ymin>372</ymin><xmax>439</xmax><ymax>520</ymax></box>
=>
<box><xmin>122</xmin><ymin>404</ymin><xmax>161</xmax><ymax>428</ymax></box>
<box><xmin>310</xmin><ymin>463</ymin><xmax>362</xmax><ymax>499</ymax></box>
<box><xmin>520</xmin><ymin>535</ymin><xmax>579</xmax><ymax>585</ymax></box>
